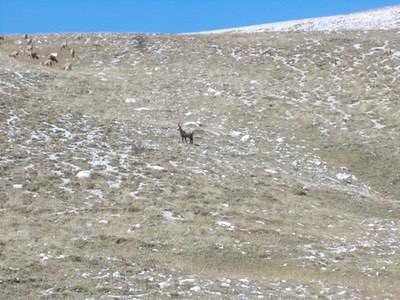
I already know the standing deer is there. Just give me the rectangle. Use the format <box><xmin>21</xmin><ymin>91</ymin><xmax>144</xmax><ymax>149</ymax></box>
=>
<box><xmin>178</xmin><ymin>123</ymin><xmax>194</xmax><ymax>144</ymax></box>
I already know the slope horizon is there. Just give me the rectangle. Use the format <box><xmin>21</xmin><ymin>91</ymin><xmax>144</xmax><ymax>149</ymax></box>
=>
<box><xmin>1</xmin><ymin>1</ymin><xmax>400</xmax><ymax>34</ymax></box>
<box><xmin>196</xmin><ymin>4</ymin><xmax>400</xmax><ymax>34</ymax></box>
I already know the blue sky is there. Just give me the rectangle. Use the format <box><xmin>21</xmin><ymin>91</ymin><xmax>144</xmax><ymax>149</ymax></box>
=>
<box><xmin>1</xmin><ymin>0</ymin><xmax>400</xmax><ymax>34</ymax></box>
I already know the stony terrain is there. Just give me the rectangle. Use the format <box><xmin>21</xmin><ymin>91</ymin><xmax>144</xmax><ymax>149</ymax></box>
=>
<box><xmin>0</xmin><ymin>28</ymin><xmax>400</xmax><ymax>299</ymax></box>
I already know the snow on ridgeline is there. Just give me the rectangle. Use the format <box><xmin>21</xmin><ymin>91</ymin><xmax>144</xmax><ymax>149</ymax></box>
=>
<box><xmin>195</xmin><ymin>5</ymin><xmax>400</xmax><ymax>34</ymax></box>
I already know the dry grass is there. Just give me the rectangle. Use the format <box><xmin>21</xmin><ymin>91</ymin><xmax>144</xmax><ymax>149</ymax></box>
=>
<box><xmin>0</xmin><ymin>30</ymin><xmax>399</xmax><ymax>298</ymax></box>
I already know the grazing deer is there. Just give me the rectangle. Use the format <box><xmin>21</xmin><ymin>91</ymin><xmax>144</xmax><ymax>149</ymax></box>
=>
<box><xmin>48</xmin><ymin>53</ymin><xmax>58</xmax><ymax>63</ymax></box>
<box><xmin>42</xmin><ymin>59</ymin><xmax>53</xmax><ymax>67</ymax></box>
<box><xmin>64</xmin><ymin>62</ymin><xmax>72</xmax><ymax>71</ymax></box>
<box><xmin>9</xmin><ymin>50</ymin><xmax>19</xmax><ymax>58</ymax></box>
<box><xmin>384</xmin><ymin>47</ymin><xmax>393</xmax><ymax>56</ymax></box>
<box><xmin>61</xmin><ymin>40</ymin><xmax>68</xmax><ymax>49</ymax></box>
<box><xmin>28</xmin><ymin>51</ymin><xmax>39</xmax><ymax>59</ymax></box>
<box><xmin>178</xmin><ymin>123</ymin><xmax>194</xmax><ymax>144</ymax></box>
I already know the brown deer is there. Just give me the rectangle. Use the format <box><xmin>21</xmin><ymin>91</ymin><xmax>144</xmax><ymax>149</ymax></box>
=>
<box><xmin>384</xmin><ymin>47</ymin><xmax>393</xmax><ymax>56</ymax></box>
<box><xmin>61</xmin><ymin>40</ymin><xmax>68</xmax><ymax>50</ymax></box>
<box><xmin>42</xmin><ymin>59</ymin><xmax>53</xmax><ymax>67</ymax></box>
<box><xmin>28</xmin><ymin>51</ymin><xmax>39</xmax><ymax>59</ymax></box>
<box><xmin>9</xmin><ymin>50</ymin><xmax>19</xmax><ymax>58</ymax></box>
<box><xmin>178</xmin><ymin>123</ymin><xmax>194</xmax><ymax>144</ymax></box>
<box><xmin>64</xmin><ymin>62</ymin><xmax>72</xmax><ymax>71</ymax></box>
<box><xmin>48</xmin><ymin>53</ymin><xmax>58</xmax><ymax>63</ymax></box>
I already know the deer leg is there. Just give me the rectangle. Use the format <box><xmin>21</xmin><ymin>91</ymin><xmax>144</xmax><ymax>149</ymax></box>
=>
<box><xmin>190</xmin><ymin>136</ymin><xmax>193</xmax><ymax>144</ymax></box>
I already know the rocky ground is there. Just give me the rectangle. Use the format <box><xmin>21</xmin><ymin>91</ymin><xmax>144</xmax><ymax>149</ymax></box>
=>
<box><xmin>0</xmin><ymin>30</ymin><xmax>399</xmax><ymax>299</ymax></box>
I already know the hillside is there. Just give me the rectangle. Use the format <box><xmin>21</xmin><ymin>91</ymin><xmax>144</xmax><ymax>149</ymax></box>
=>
<box><xmin>199</xmin><ymin>5</ymin><xmax>400</xmax><ymax>33</ymax></box>
<box><xmin>1</xmin><ymin>17</ymin><xmax>400</xmax><ymax>300</ymax></box>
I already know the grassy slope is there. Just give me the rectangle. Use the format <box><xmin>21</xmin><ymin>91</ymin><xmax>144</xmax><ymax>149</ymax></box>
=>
<box><xmin>0</xmin><ymin>31</ymin><xmax>399</xmax><ymax>298</ymax></box>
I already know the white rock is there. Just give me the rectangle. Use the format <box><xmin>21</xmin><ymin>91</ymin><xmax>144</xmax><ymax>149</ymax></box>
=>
<box><xmin>190</xmin><ymin>286</ymin><xmax>201</xmax><ymax>292</ymax></box>
<box><xmin>221</xmin><ymin>282</ymin><xmax>230</xmax><ymax>287</ymax></box>
<box><xmin>107</xmin><ymin>180</ymin><xmax>121</xmax><ymax>189</ymax></box>
<box><xmin>161</xmin><ymin>210</ymin><xmax>184</xmax><ymax>221</ymax></box>
<box><xmin>39</xmin><ymin>253</ymin><xmax>51</xmax><ymax>261</ymax></box>
<box><xmin>371</xmin><ymin>119</ymin><xmax>386</xmax><ymax>129</ymax></box>
<box><xmin>207</xmin><ymin>87</ymin><xmax>223</xmax><ymax>97</ymax></box>
<box><xmin>292</xmin><ymin>160</ymin><xmax>301</xmax><ymax>169</ymax></box>
<box><xmin>147</xmin><ymin>165</ymin><xmax>164</xmax><ymax>171</ymax></box>
<box><xmin>179</xmin><ymin>278</ymin><xmax>196</xmax><ymax>285</ymax></box>
<box><xmin>216</xmin><ymin>221</ymin><xmax>235</xmax><ymax>231</ymax></box>
<box><xmin>48</xmin><ymin>154</ymin><xmax>57</xmax><ymax>161</ymax></box>
<box><xmin>76</xmin><ymin>170</ymin><xmax>92</xmax><ymax>179</ymax></box>
<box><xmin>241</xmin><ymin>135</ymin><xmax>250</xmax><ymax>142</ymax></box>
<box><xmin>125</xmin><ymin>98</ymin><xmax>136</xmax><ymax>103</ymax></box>
<box><xmin>336</xmin><ymin>172</ymin><xmax>355</xmax><ymax>184</ymax></box>
<box><xmin>169</xmin><ymin>161</ymin><xmax>178</xmax><ymax>167</ymax></box>
<box><xmin>40</xmin><ymin>288</ymin><xmax>55</xmax><ymax>296</ymax></box>
<box><xmin>216</xmin><ymin>243</ymin><xmax>224</xmax><ymax>250</ymax></box>
<box><xmin>127</xmin><ymin>224</ymin><xmax>141</xmax><ymax>233</ymax></box>
<box><xmin>239</xmin><ymin>278</ymin><xmax>250</xmax><ymax>284</ymax></box>
<box><xmin>265</xmin><ymin>168</ymin><xmax>278</xmax><ymax>174</ymax></box>
<box><xmin>159</xmin><ymin>281</ymin><xmax>171</xmax><ymax>289</ymax></box>
<box><xmin>230</xmin><ymin>131</ymin><xmax>241</xmax><ymax>137</ymax></box>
